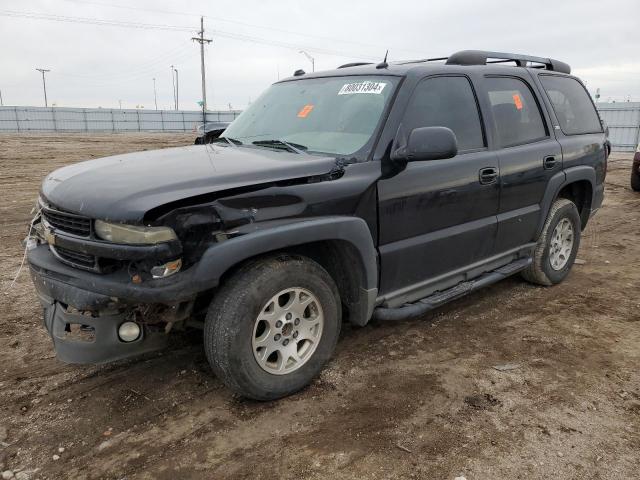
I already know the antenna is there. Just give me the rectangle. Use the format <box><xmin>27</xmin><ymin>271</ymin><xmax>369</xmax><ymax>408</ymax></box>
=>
<box><xmin>376</xmin><ymin>50</ymin><xmax>389</xmax><ymax>69</ymax></box>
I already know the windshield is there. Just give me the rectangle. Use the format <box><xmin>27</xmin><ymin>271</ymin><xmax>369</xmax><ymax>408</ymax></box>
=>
<box><xmin>222</xmin><ymin>75</ymin><xmax>399</xmax><ymax>157</ymax></box>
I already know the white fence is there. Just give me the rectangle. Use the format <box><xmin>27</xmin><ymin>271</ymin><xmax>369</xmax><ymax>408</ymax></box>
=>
<box><xmin>0</xmin><ymin>106</ymin><xmax>241</xmax><ymax>133</ymax></box>
<box><xmin>595</xmin><ymin>102</ymin><xmax>640</xmax><ymax>152</ymax></box>
<box><xmin>1</xmin><ymin>103</ymin><xmax>638</xmax><ymax>152</ymax></box>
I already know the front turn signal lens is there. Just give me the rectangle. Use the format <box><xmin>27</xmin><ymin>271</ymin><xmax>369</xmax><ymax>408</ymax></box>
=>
<box><xmin>150</xmin><ymin>258</ymin><xmax>182</xmax><ymax>279</ymax></box>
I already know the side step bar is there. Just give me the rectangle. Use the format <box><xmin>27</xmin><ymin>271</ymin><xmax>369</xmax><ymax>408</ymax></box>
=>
<box><xmin>372</xmin><ymin>257</ymin><xmax>532</xmax><ymax>322</ymax></box>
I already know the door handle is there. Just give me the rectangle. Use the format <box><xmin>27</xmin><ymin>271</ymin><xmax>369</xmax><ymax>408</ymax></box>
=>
<box><xmin>479</xmin><ymin>167</ymin><xmax>499</xmax><ymax>185</ymax></box>
<box><xmin>543</xmin><ymin>155</ymin><xmax>557</xmax><ymax>170</ymax></box>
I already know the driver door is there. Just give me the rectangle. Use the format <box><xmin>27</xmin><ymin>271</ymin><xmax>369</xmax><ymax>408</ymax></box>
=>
<box><xmin>377</xmin><ymin>74</ymin><xmax>500</xmax><ymax>304</ymax></box>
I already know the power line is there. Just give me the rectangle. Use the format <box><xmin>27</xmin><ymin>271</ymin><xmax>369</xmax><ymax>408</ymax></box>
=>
<box><xmin>0</xmin><ymin>10</ymin><xmax>193</xmax><ymax>32</ymax></box>
<box><xmin>0</xmin><ymin>9</ymin><xmax>394</xmax><ymax>60</ymax></box>
<box><xmin>56</xmin><ymin>0</ymin><xmax>427</xmax><ymax>57</ymax></box>
<box><xmin>55</xmin><ymin>43</ymin><xmax>195</xmax><ymax>80</ymax></box>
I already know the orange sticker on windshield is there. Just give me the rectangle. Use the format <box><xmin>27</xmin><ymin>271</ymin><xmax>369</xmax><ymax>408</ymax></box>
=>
<box><xmin>297</xmin><ymin>104</ymin><xmax>314</xmax><ymax>118</ymax></box>
<box><xmin>513</xmin><ymin>94</ymin><xmax>523</xmax><ymax>110</ymax></box>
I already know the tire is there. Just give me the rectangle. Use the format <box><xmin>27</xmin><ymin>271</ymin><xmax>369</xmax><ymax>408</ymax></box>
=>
<box><xmin>204</xmin><ymin>254</ymin><xmax>341</xmax><ymax>401</ymax></box>
<box><xmin>631</xmin><ymin>162</ymin><xmax>640</xmax><ymax>192</ymax></box>
<box><xmin>521</xmin><ymin>198</ymin><xmax>581</xmax><ymax>286</ymax></box>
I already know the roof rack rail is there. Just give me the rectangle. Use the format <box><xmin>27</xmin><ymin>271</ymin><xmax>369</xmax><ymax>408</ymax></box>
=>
<box><xmin>338</xmin><ymin>62</ymin><xmax>374</xmax><ymax>69</ymax></box>
<box><xmin>396</xmin><ymin>57</ymin><xmax>448</xmax><ymax>65</ymax></box>
<box><xmin>445</xmin><ymin>50</ymin><xmax>570</xmax><ymax>74</ymax></box>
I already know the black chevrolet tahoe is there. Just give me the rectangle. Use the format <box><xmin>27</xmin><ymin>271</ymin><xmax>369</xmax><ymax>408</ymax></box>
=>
<box><xmin>27</xmin><ymin>50</ymin><xmax>607</xmax><ymax>400</ymax></box>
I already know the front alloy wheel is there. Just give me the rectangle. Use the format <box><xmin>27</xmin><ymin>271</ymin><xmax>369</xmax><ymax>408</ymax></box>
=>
<box><xmin>204</xmin><ymin>255</ymin><xmax>341</xmax><ymax>401</ymax></box>
<box><xmin>252</xmin><ymin>288</ymin><xmax>324</xmax><ymax>375</ymax></box>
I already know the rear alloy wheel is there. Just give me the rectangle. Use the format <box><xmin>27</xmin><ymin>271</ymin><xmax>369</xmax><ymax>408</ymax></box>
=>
<box><xmin>204</xmin><ymin>255</ymin><xmax>341</xmax><ymax>401</ymax></box>
<box><xmin>522</xmin><ymin>198</ymin><xmax>581</xmax><ymax>286</ymax></box>
<box><xmin>548</xmin><ymin>218</ymin><xmax>574</xmax><ymax>271</ymax></box>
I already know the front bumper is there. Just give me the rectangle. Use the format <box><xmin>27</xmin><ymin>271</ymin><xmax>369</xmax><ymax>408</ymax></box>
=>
<box><xmin>28</xmin><ymin>244</ymin><xmax>202</xmax><ymax>308</ymax></box>
<box><xmin>29</xmin><ymin>244</ymin><xmax>198</xmax><ymax>364</ymax></box>
<box><xmin>41</xmin><ymin>301</ymin><xmax>168</xmax><ymax>364</ymax></box>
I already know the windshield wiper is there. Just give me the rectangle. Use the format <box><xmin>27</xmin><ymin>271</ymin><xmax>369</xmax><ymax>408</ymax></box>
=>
<box><xmin>252</xmin><ymin>139</ymin><xmax>309</xmax><ymax>155</ymax></box>
<box><xmin>210</xmin><ymin>136</ymin><xmax>243</xmax><ymax>146</ymax></box>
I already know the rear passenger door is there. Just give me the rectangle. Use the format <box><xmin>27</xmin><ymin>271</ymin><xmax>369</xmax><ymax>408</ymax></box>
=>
<box><xmin>377</xmin><ymin>75</ymin><xmax>500</xmax><ymax>302</ymax></box>
<box><xmin>480</xmin><ymin>75</ymin><xmax>562</xmax><ymax>254</ymax></box>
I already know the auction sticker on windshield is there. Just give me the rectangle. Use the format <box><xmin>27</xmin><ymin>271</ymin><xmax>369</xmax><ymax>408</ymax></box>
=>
<box><xmin>338</xmin><ymin>81</ymin><xmax>387</xmax><ymax>95</ymax></box>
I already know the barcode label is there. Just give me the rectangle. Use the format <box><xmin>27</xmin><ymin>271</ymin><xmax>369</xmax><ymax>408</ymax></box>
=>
<box><xmin>338</xmin><ymin>81</ymin><xmax>387</xmax><ymax>95</ymax></box>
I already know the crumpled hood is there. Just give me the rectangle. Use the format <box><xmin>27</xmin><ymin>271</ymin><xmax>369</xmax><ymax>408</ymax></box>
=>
<box><xmin>41</xmin><ymin>144</ymin><xmax>338</xmax><ymax>222</ymax></box>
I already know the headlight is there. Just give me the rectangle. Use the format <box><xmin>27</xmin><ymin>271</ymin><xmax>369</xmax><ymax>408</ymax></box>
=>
<box><xmin>94</xmin><ymin>220</ymin><xmax>177</xmax><ymax>245</ymax></box>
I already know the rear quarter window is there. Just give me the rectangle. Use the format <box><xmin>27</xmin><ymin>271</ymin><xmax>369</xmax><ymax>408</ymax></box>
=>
<box><xmin>539</xmin><ymin>75</ymin><xmax>602</xmax><ymax>135</ymax></box>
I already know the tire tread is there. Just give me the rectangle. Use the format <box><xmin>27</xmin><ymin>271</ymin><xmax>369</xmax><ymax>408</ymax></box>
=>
<box><xmin>522</xmin><ymin>198</ymin><xmax>577</xmax><ymax>286</ymax></box>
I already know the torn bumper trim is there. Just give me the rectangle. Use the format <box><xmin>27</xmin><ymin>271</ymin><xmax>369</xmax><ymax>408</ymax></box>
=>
<box><xmin>28</xmin><ymin>244</ymin><xmax>203</xmax><ymax>306</ymax></box>
<box><xmin>42</xmin><ymin>301</ymin><xmax>167</xmax><ymax>364</ymax></box>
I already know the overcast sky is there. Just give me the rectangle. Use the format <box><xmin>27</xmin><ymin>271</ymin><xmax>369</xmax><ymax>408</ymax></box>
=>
<box><xmin>1</xmin><ymin>0</ymin><xmax>638</xmax><ymax>110</ymax></box>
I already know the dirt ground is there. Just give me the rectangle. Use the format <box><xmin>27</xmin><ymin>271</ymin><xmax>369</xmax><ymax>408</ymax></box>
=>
<box><xmin>0</xmin><ymin>133</ymin><xmax>638</xmax><ymax>480</ymax></box>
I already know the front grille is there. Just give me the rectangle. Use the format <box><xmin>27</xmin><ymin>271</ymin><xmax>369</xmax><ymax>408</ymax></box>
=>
<box><xmin>52</xmin><ymin>245</ymin><xmax>97</xmax><ymax>270</ymax></box>
<box><xmin>42</xmin><ymin>206</ymin><xmax>91</xmax><ymax>237</ymax></box>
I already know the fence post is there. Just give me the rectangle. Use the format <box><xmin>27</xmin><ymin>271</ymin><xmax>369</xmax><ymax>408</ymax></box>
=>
<box><xmin>52</xmin><ymin>107</ymin><xmax>57</xmax><ymax>132</ymax></box>
<box><xmin>14</xmin><ymin>107</ymin><xmax>20</xmax><ymax>132</ymax></box>
<box><xmin>182</xmin><ymin>111</ymin><xmax>186</xmax><ymax>132</ymax></box>
<box><xmin>83</xmin><ymin>109</ymin><xmax>89</xmax><ymax>132</ymax></box>
<box><xmin>136</xmin><ymin>109</ymin><xmax>141</xmax><ymax>132</ymax></box>
<box><xmin>160</xmin><ymin>110</ymin><xmax>165</xmax><ymax>132</ymax></box>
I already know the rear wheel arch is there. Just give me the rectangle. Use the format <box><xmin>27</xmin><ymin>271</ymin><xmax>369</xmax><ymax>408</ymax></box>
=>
<box><xmin>536</xmin><ymin>167</ymin><xmax>596</xmax><ymax>238</ymax></box>
<box><xmin>557</xmin><ymin>179</ymin><xmax>593</xmax><ymax>229</ymax></box>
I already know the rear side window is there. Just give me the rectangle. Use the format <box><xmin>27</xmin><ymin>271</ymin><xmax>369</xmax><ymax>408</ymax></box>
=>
<box><xmin>402</xmin><ymin>76</ymin><xmax>485</xmax><ymax>151</ymax></box>
<box><xmin>485</xmin><ymin>77</ymin><xmax>547</xmax><ymax>148</ymax></box>
<box><xmin>539</xmin><ymin>75</ymin><xmax>602</xmax><ymax>135</ymax></box>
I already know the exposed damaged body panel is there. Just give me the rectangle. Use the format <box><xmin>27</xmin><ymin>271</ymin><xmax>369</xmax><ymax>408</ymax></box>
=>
<box><xmin>41</xmin><ymin>144</ymin><xmax>344</xmax><ymax>222</ymax></box>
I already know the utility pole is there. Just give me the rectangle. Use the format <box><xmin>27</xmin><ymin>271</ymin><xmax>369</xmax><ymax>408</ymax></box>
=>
<box><xmin>36</xmin><ymin>68</ymin><xmax>50</xmax><ymax>107</ymax></box>
<box><xmin>153</xmin><ymin>78</ymin><xmax>158</xmax><ymax>110</ymax></box>
<box><xmin>299</xmin><ymin>50</ymin><xmax>315</xmax><ymax>72</ymax></box>
<box><xmin>174</xmin><ymin>69</ymin><xmax>179</xmax><ymax>110</ymax></box>
<box><xmin>0</xmin><ymin>89</ymin><xmax>3</xmax><ymax>106</ymax></box>
<box><xmin>170</xmin><ymin>65</ymin><xmax>176</xmax><ymax>110</ymax></box>
<box><xmin>192</xmin><ymin>16</ymin><xmax>212</xmax><ymax>126</ymax></box>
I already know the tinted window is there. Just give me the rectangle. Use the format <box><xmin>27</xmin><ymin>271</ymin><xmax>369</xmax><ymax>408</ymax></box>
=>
<box><xmin>402</xmin><ymin>76</ymin><xmax>484</xmax><ymax>151</ymax></box>
<box><xmin>485</xmin><ymin>77</ymin><xmax>547</xmax><ymax>148</ymax></box>
<box><xmin>540</xmin><ymin>75</ymin><xmax>602</xmax><ymax>135</ymax></box>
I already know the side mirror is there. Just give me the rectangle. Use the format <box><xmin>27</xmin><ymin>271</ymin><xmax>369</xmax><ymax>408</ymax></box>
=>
<box><xmin>391</xmin><ymin>126</ymin><xmax>458</xmax><ymax>162</ymax></box>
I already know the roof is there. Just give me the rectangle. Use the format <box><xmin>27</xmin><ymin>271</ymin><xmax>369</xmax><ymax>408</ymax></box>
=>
<box><xmin>280</xmin><ymin>50</ymin><xmax>572</xmax><ymax>83</ymax></box>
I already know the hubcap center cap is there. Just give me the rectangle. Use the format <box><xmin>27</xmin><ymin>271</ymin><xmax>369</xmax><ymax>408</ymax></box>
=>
<box><xmin>282</xmin><ymin>322</ymin><xmax>293</xmax><ymax>337</ymax></box>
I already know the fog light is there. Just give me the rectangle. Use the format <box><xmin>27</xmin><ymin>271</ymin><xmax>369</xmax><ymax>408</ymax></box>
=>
<box><xmin>151</xmin><ymin>258</ymin><xmax>182</xmax><ymax>279</ymax></box>
<box><xmin>118</xmin><ymin>322</ymin><xmax>141</xmax><ymax>342</ymax></box>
